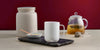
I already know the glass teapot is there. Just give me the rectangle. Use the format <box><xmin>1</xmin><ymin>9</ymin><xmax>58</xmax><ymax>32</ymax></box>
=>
<box><xmin>67</xmin><ymin>12</ymin><xmax>88</xmax><ymax>35</ymax></box>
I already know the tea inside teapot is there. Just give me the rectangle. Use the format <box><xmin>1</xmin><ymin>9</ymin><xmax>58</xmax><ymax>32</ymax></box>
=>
<box><xmin>67</xmin><ymin>24</ymin><xmax>85</xmax><ymax>34</ymax></box>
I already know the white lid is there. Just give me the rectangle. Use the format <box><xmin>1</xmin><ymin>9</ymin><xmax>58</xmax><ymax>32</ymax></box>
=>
<box><xmin>17</xmin><ymin>7</ymin><xmax>36</xmax><ymax>12</ymax></box>
<box><xmin>69</xmin><ymin>12</ymin><xmax>82</xmax><ymax>20</ymax></box>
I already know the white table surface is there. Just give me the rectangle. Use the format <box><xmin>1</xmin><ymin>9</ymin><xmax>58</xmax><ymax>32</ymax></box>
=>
<box><xmin>0</xmin><ymin>30</ymin><xmax>100</xmax><ymax>50</ymax></box>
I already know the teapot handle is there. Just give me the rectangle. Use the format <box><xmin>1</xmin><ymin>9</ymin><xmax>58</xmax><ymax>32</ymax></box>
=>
<box><xmin>82</xmin><ymin>18</ymin><xmax>88</xmax><ymax>28</ymax></box>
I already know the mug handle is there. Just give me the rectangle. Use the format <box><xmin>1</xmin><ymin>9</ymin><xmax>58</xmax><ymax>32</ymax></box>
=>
<box><xmin>82</xmin><ymin>18</ymin><xmax>88</xmax><ymax>29</ymax></box>
<box><xmin>60</xmin><ymin>24</ymin><xmax>66</xmax><ymax>38</ymax></box>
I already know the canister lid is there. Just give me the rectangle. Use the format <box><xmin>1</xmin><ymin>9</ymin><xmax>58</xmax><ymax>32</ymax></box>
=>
<box><xmin>18</xmin><ymin>7</ymin><xmax>35</xmax><ymax>10</ymax></box>
<box><xmin>17</xmin><ymin>7</ymin><xmax>36</xmax><ymax>12</ymax></box>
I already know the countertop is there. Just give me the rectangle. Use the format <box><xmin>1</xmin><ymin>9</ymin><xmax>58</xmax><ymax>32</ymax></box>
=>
<box><xmin>0</xmin><ymin>30</ymin><xmax>100</xmax><ymax>50</ymax></box>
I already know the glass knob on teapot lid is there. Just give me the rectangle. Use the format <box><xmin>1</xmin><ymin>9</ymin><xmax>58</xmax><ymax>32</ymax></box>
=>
<box><xmin>74</xmin><ymin>12</ymin><xmax>78</xmax><ymax>15</ymax></box>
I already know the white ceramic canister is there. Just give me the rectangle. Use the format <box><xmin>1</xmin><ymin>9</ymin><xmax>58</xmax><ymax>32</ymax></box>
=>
<box><xmin>16</xmin><ymin>7</ymin><xmax>38</xmax><ymax>37</ymax></box>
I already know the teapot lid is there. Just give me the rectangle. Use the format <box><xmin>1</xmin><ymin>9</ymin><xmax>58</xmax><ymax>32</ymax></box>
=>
<box><xmin>69</xmin><ymin>12</ymin><xmax>82</xmax><ymax>20</ymax></box>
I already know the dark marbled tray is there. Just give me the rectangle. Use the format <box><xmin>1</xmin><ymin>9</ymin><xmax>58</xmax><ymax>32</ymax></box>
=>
<box><xmin>18</xmin><ymin>36</ymin><xmax>74</xmax><ymax>47</ymax></box>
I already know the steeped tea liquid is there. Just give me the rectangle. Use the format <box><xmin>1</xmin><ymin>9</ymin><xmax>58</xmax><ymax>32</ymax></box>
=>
<box><xmin>67</xmin><ymin>24</ymin><xmax>85</xmax><ymax>34</ymax></box>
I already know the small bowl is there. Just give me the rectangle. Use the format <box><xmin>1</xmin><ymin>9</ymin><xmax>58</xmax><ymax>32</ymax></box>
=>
<box><xmin>26</xmin><ymin>33</ymin><xmax>42</xmax><ymax>38</ymax></box>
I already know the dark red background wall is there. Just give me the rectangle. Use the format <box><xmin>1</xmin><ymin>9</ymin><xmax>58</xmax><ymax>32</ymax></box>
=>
<box><xmin>0</xmin><ymin>0</ymin><xmax>100</xmax><ymax>30</ymax></box>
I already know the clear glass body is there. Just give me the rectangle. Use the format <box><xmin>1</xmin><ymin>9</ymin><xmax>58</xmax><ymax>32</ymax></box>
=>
<box><xmin>67</xmin><ymin>17</ymin><xmax>85</xmax><ymax>35</ymax></box>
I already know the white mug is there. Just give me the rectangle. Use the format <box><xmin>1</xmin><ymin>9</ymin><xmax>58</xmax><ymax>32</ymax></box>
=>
<box><xmin>44</xmin><ymin>21</ymin><xmax>65</xmax><ymax>42</ymax></box>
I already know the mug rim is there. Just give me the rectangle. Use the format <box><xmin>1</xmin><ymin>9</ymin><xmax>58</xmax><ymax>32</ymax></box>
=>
<box><xmin>45</xmin><ymin>21</ymin><xmax>59</xmax><ymax>23</ymax></box>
